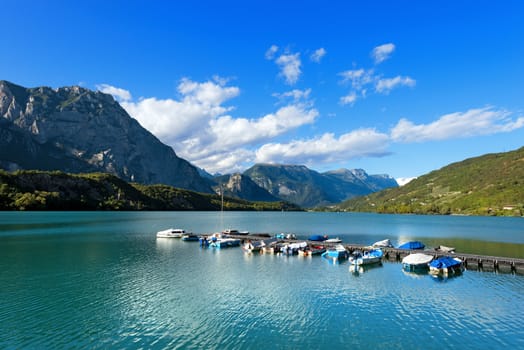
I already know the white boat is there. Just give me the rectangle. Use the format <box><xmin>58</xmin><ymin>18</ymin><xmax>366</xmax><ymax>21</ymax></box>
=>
<box><xmin>242</xmin><ymin>240</ymin><xmax>263</xmax><ymax>253</ymax></box>
<box><xmin>298</xmin><ymin>244</ymin><xmax>326</xmax><ymax>257</ymax></box>
<box><xmin>402</xmin><ymin>253</ymin><xmax>434</xmax><ymax>271</ymax></box>
<box><xmin>280</xmin><ymin>241</ymin><xmax>308</xmax><ymax>255</ymax></box>
<box><xmin>349</xmin><ymin>249</ymin><xmax>383</xmax><ymax>265</ymax></box>
<box><xmin>372</xmin><ymin>239</ymin><xmax>393</xmax><ymax>248</ymax></box>
<box><xmin>435</xmin><ymin>245</ymin><xmax>456</xmax><ymax>254</ymax></box>
<box><xmin>222</xmin><ymin>229</ymin><xmax>249</xmax><ymax>235</ymax></box>
<box><xmin>324</xmin><ymin>237</ymin><xmax>342</xmax><ymax>243</ymax></box>
<box><xmin>156</xmin><ymin>228</ymin><xmax>188</xmax><ymax>238</ymax></box>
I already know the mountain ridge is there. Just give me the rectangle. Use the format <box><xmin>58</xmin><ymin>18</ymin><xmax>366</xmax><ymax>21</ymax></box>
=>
<box><xmin>337</xmin><ymin>146</ymin><xmax>524</xmax><ymax>216</ymax></box>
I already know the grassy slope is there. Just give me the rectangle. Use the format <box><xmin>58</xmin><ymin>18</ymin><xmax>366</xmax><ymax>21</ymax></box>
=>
<box><xmin>337</xmin><ymin>147</ymin><xmax>524</xmax><ymax>216</ymax></box>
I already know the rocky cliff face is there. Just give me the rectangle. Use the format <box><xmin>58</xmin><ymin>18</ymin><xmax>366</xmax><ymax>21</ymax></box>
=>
<box><xmin>0</xmin><ymin>80</ymin><xmax>212</xmax><ymax>193</ymax></box>
<box><xmin>212</xmin><ymin>173</ymin><xmax>279</xmax><ymax>202</ymax></box>
<box><xmin>243</xmin><ymin>164</ymin><xmax>398</xmax><ymax>207</ymax></box>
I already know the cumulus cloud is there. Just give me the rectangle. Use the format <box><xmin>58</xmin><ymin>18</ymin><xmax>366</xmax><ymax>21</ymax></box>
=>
<box><xmin>371</xmin><ymin>43</ymin><xmax>395</xmax><ymax>64</ymax></box>
<box><xmin>275</xmin><ymin>53</ymin><xmax>302</xmax><ymax>85</ymax></box>
<box><xmin>375</xmin><ymin>76</ymin><xmax>416</xmax><ymax>94</ymax></box>
<box><xmin>265</xmin><ymin>45</ymin><xmax>279</xmax><ymax>60</ymax></box>
<box><xmin>310</xmin><ymin>48</ymin><xmax>326</xmax><ymax>63</ymax></box>
<box><xmin>102</xmin><ymin>78</ymin><xmax>319</xmax><ymax>174</ymax></box>
<box><xmin>255</xmin><ymin>128</ymin><xmax>390</xmax><ymax>166</ymax></box>
<box><xmin>96</xmin><ymin>84</ymin><xmax>132</xmax><ymax>102</ymax></box>
<box><xmin>339</xmin><ymin>44</ymin><xmax>415</xmax><ymax>106</ymax></box>
<box><xmin>390</xmin><ymin>107</ymin><xmax>524</xmax><ymax>143</ymax></box>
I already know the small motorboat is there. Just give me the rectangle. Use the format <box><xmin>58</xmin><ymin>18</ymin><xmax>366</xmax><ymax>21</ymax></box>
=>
<box><xmin>181</xmin><ymin>234</ymin><xmax>200</xmax><ymax>241</ymax></box>
<box><xmin>398</xmin><ymin>241</ymin><xmax>425</xmax><ymax>250</ymax></box>
<box><xmin>372</xmin><ymin>239</ymin><xmax>393</xmax><ymax>248</ymax></box>
<box><xmin>309</xmin><ymin>234</ymin><xmax>327</xmax><ymax>242</ymax></box>
<box><xmin>242</xmin><ymin>240</ymin><xmax>263</xmax><ymax>253</ymax></box>
<box><xmin>402</xmin><ymin>253</ymin><xmax>433</xmax><ymax>271</ymax></box>
<box><xmin>298</xmin><ymin>245</ymin><xmax>326</xmax><ymax>257</ymax></box>
<box><xmin>156</xmin><ymin>228</ymin><xmax>188</xmax><ymax>238</ymax></box>
<box><xmin>349</xmin><ymin>249</ymin><xmax>383</xmax><ymax>266</ymax></box>
<box><xmin>321</xmin><ymin>244</ymin><xmax>349</xmax><ymax>262</ymax></box>
<box><xmin>435</xmin><ymin>245</ymin><xmax>456</xmax><ymax>254</ymax></box>
<box><xmin>324</xmin><ymin>237</ymin><xmax>342</xmax><ymax>243</ymax></box>
<box><xmin>280</xmin><ymin>241</ymin><xmax>308</xmax><ymax>255</ymax></box>
<box><xmin>222</xmin><ymin>229</ymin><xmax>249</xmax><ymax>235</ymax></box>
<box><xmin>429</xmin><ymin>256</ymin><xmax>464</xmax><ymax>276</ymax></box>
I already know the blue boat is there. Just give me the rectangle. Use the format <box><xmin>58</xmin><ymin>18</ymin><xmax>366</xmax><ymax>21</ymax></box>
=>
<box><xmin>321</xmin><ymin>244</ymin><xmax>349</xmax><ymax>262</ymax></box>
<box><xmin>309</xmin><ymin>234</ymin><xmax>327</xmax><ymax>241</ymax></box>
<box><xmin>398</xmin><ymin>241</ymin><xmax>425</xmax><ymax>250</ymax></box>
<box><xmin>349</xmin><ymin>248</ymin><xmax>383</xmax><ymax>266</ymax></box>
<box><xmin>429</xmin><ymin>256</ymin><xmax>464</xmax><ymax>276</ymax></box>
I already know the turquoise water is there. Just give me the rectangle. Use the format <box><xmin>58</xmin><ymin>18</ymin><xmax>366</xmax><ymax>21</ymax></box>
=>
<box><xmin>1</xmin><ymin>211</ymin><xmax>523</xmax><ymax>349</ymax></box>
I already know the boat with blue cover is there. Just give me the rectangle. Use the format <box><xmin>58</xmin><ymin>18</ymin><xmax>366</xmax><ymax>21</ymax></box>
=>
<box><xmin>309</xmin><ymin>234</ymin><xmax>327</xmax><ymax>242</ymax></box>
<box><xmin>398</xmin><ymin>241</ymin><xmax>425</xmax><ymax>250</ymax></box>
<box><xmin>429</xmin><ymin>256</ymin><xmax>464</xmax><ymax>276</ymax></box>
<box><xmin>349</xmin><ymin>248</ymin><xmax>383</xmax><ymax>265</ymax></box>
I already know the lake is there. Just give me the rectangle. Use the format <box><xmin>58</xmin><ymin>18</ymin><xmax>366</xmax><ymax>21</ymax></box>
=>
<box><xmin>1</xmin><ymin>211</ymin><xmax>523</xmax><ymax>349</ymax></box>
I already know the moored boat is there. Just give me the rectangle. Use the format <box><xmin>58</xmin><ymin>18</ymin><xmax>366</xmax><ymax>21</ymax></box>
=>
<box><xmin>435</xmin><ymin>245</ymin><xmax>456</xmax><ymax>254</ymax></box>
<box><xmin>181</xmin><ymin>234</ymin><xmax>200</xmax><ymax>241</ymax></box>
<box><xmin>398</xmin><ymin>241</ymin><xmax>425</xmax><ymax>250</ymax></box>
<box><xmin>280</xmin><ymin>241</ymin><xmax>308</xmax><ymax>255</ymax></box>
<box><xmin>298</xmin><ymin>244</ymin><xmax>326</xmax><ymax>257</ymax></box>
<box><xmin>309</xmin><ymin>234</ymin><xmax>327</xmax><ymax>242</ymax></box>
<box><xmin>242</xmin><ymin>240</ymin><xmax>263</xmax><ymax>253</ymax></box>
<box><xmin>324</xmin><ymin>237</ymin><xmax>342</xmax><ymax>243</ymax></box>
<box><xmin>156</xmin><ymin>228</ymin><xmax>188</xmax><ymax>238</ymax></box>
<box><xmin>429</xmin><ymin>256</ymin><xmax>464</xmax><ymax>275</ymax></box>
<box><xmin>321</xmin><ymin>244</ymin><xmax>349</xmax><ymax>262</ymax></box>
<box><xmin>222</xmin><ymin>229</ymin><xmax>249</xmax><ymax>236</ymax></box>
<box><xmin>402</xmin><ymin>253</ymin><xmax>433</xmax><ymax>271</ymax></box>
<box><xmin>372</xmin><ymin>239</ymin><xmax>393</xmax><ymax>248</ymax></box>
<box><xmin>349</xmin><ymin>248</ymin><xmax>383</xmax><ymax>266</ymax></box>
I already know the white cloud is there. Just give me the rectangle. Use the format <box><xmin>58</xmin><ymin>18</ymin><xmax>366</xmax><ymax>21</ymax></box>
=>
<box><xmin>107</xmin><ymin>78</ymin><xmax>319</xmax><ymax>174</ymax></box>
<box><xmin>375</xmin><ymin>76</ymin><xmax>416</xmax><ymax>94</ymax></box>
<box><xmin>275</xmin><ymin>52</ymin><xmax>302</xmax><ymax>85</ymax></box>
<box><xmin>339</xmin><ymin>68</ymin><xmax>374</xmax><ymax>90</ymax></box>
<box><xmin>396</xmin><ymin>177</ymin><xmax>416</xmax><ymax>186</ymax></box>
<box><xmin>96</xmin><ymin>84</ymin><xmax>132</xmax><ymax>102</ymax></box>
<box><xmin>371</xmin><ymin>43</ymin><xmax>395</xmax><ymax>64</ymax></box>
<box><xmin>265</xmin><ymin>45</ymin><xmax>279</xmax><ymax>60</ymax></box>
<box><xmin>390</xmin><ymin>107</ymin><xmax>524</xmax><ymax>143</ymax></box>
<box><xmin>273</xmin><ymin>88</ymin><xmax>312</xmax><ymax>104</ymax></box>
<box><xmin>255</xmin><ymin>128</ymin><xmax>390</xmax><ymax>166</ymax></box>
<box><xmin>310</xmin><ymin>48</ymin><xmax>326</xmax><ymax>63</ymax></box>
<box><xmin>340</xmin><ymin>92</ymin><xmax>358</xmax><ymax>106</ymax></box>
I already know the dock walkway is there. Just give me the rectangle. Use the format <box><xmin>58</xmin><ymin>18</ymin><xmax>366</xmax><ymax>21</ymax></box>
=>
<box><xmin>232</xmin><ymin>234</ymin><xmax>524</xmax><ymax>274</ymax></box>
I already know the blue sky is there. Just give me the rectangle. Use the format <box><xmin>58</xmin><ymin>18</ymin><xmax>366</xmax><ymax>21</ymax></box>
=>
<box><xmin>2</xmin><ymin>1</ymin><xmax>523</xmax><ymax>182</ymax></box>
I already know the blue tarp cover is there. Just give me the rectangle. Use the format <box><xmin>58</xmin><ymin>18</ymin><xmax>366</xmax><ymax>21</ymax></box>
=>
<box><xmin>309</xmin><ymin>234</ymin><xmax>326</xmax><ymax>241</ymax></box>
<box><xmin>429</xmin><ymin>257</ymin><xmax>460</xmax><ymax>269</ymax></box>
<box><xmin>398</xmin><ymin>241</ymin><xmax>425</xmax><ymax>250</ymax></box>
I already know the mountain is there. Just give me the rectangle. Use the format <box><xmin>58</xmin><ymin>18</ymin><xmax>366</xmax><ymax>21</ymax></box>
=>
<box><xmin>0</xmin><ymin>80</ymin><xmax>212</xmax><ymax>193</ymax></box>
<box><xmin>0</xmin><ymin>169</ymin><xmax>300</xmax><ymax>211</ymax></box>
<box><xmin>242</xmin><ymin>164</ymin><xmax>398</xmax><ymax>208</ymax></box>
<box><xmin>212</xmin><ymin>173</ymin><xmax>279</xmax><ymax>202</ymax></box>
<box><xmin>337</xmin><ymin>146</ymin><xmax>524</xmax><ymax>216</ymax></box>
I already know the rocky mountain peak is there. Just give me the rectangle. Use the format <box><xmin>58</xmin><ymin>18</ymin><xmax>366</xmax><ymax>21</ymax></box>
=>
<box><xmin>0</xmin><ymin>80</ymin><xmax>213</xmax><ymax>193</ymax></box>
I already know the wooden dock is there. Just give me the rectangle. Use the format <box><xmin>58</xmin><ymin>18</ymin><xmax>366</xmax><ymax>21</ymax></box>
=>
<box><xmin>234</xmin><ymin>234</ymin><xmax>524</xmax><ymax>275</ymax></box>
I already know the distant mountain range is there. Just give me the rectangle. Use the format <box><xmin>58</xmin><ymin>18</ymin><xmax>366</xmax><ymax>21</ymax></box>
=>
<box><xmin>0</xmin><ymin>80</ymin><xmax>397</xmax><ymax>208</ymax></box>
<box><xmin>338</xmin><ymin>146</ymin><xmax>524</xmax><ymax>216</ymax></box>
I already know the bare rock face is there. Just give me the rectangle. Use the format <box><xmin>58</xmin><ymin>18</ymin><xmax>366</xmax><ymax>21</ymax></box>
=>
<box><xmin>0</xmin><ymin>80</ymin><xmax>212</xmax><ymax>193</ymax></box>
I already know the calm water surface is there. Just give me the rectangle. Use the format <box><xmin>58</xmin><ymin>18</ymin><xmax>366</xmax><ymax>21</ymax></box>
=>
<box><xmin>1</xmin><ymin>211</ymin><xmax>523</xmax><ymax>349</ymax></box>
